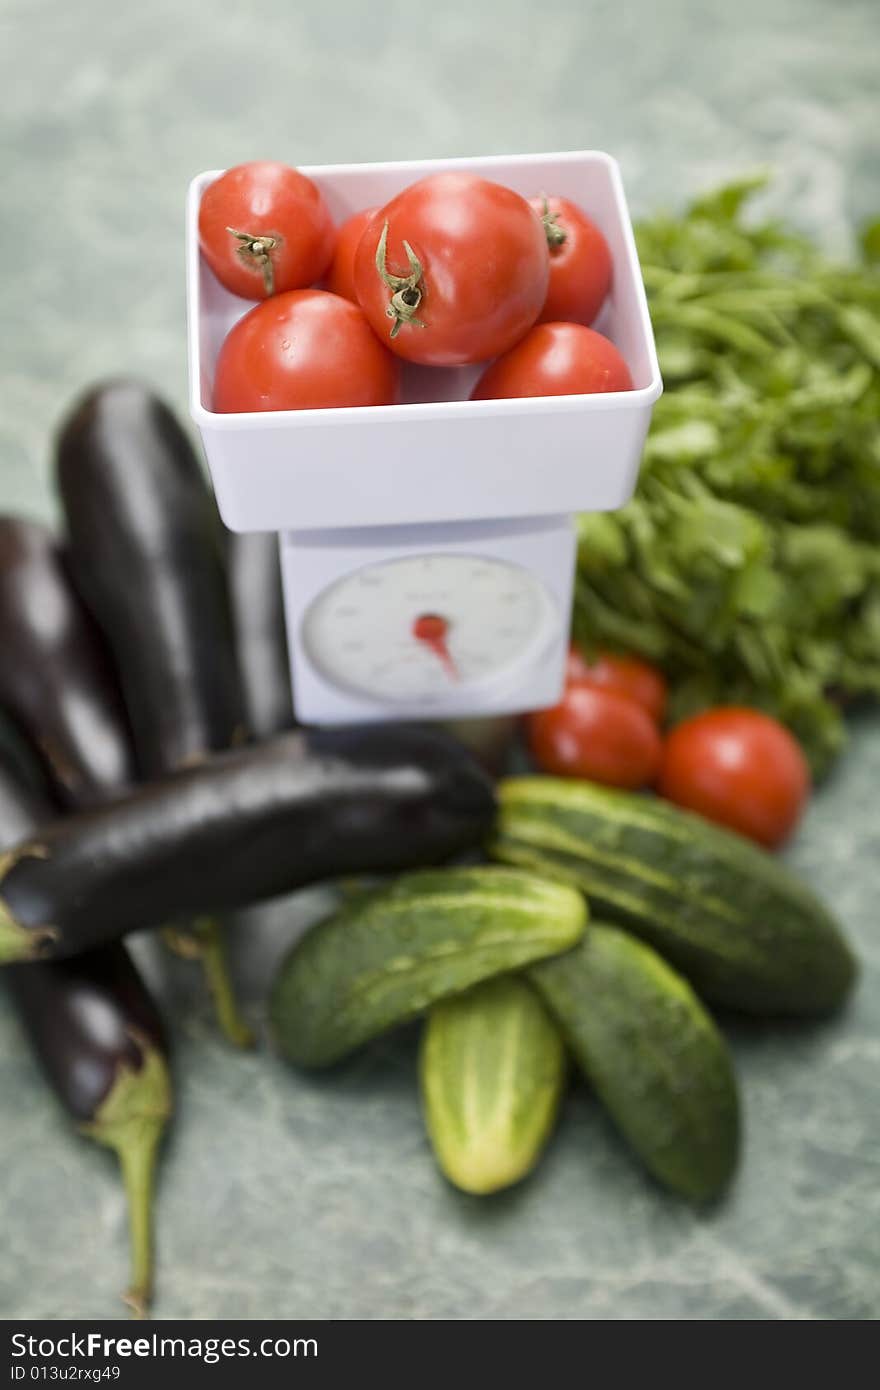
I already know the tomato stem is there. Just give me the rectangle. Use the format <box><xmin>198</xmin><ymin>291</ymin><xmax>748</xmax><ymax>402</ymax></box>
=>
<box><xmin>538</xmin><ymin>195</ymin><xmax>567</xmax><ymax>250</ymax></box>
<box><xmin>374</xmin><ymin>221</ymin><xmax>425</xmax><ymax>338</ymax></box>
<box><xmin>226</xmin><ymin>226</ymin><xmax>280</xmax><ymax>295</ymax></box>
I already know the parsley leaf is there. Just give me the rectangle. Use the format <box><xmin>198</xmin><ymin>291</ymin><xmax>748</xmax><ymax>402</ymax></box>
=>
<box><xmin>574</xmin><ymin>179</ymin><xmax>880</xmax><ymax>776</ymax></box>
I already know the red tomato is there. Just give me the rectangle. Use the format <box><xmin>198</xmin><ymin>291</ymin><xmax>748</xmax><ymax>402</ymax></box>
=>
<box><xmin>325</xmin><ymin>206</ymin><xmax>378</xmax><ymax>302</ymax></box>
<box><xmin>199</xmin><ymin>161</ymin><xmax>334</xmax><ymax>300</ymax></box>
<box><xmin>529</xmin><ymin>195</ymin><xmax>612</xmax><ymax>325</ymax></box>
<box><xmin>213</xmin><ymin>290</ymin><xmax>400</xmax><ymax>413</ymax></box>
<box><xmin>471</xmin><ymin>323</ymin><xmax>632</xmax><ymax>400</ymax></box>
<box><xmin>353</xmin><ymin>173</ymin><xmax>549</xmax><ymax>366</ymax></box>
<box><xmin>658</xmin><ymin>708</ymin><xmax>810</xmax><ymax>849</ymax></box>
<box><xmin>526</xmin><ymin>684</ymin><xmax>662</xmax><ymax>789</ymax></box>
<box><xmin>566</xmin><ymin>645</ymin><xmax>667</xmax><ymax>724</ymax></box>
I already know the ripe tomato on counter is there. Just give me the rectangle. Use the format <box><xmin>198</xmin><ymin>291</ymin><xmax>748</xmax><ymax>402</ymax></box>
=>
<box><xmin>199</xmin><ymin>161</ymin><xmax>335</xmax><ymax>300</ymax></box>
<box><xmin>213</xmin><ymin>290</ymin><xmax>400</xmax><ymax>413</ymax></box>
<box><xmin>529</xmin><ymin>195</ymin><xmax>612</xmax><ymax>326</ymax></box>
<box><xmin>471</xmin><ymin>323</ymin><xmax>632</xmax><ymax>400</ymax></box>
<box><xmin>353</xmin><ymin>173</ymin><xmax>549</xmax><ymax>365</ymax></box>
<box><xmin>659</xmin><ymin>707</ymin><xmax>810</xmax><ymax>849</ymax></box>
<box><xmin>326</xmin><ymin>206</ymin><xmax>378</xmax><ymax>302</ymax></box>
<box><xmin>526</xmin><ymin>683</ymin><xmax>662</xmax><ymax>789</ymax></box>
<box><xmin>566</xmin><ymin>645</ymin><xmax>667</xmax><ymax>724</ymax></box>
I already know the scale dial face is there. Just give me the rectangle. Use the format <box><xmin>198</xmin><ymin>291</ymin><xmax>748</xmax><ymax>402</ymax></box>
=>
<box><xmin>301</xmin><ymin>553</ymin><xmax>559</xmax><ymax>705</ymax></box>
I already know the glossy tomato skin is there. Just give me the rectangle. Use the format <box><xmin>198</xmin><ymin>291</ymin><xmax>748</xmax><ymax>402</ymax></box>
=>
<box><xmin>659</xmin><ymin>707</ymin><xmax>810</xmax><ymax>849</ymax></box>
<box><xmin>354</xmin><ymin>173</ymin><xmax>549</xmax><ymax>366</ymax></box>
<box><xmin>526</xmin><ymin>684</ymin><xmax>662</xmax><ymax>789</ymax></box>
<box><xmin>471</xmin><ymin>323</ymin><xmax>632</xmax><ymax>400</ymax></box>
<box><xmin>213</xmin><ymin>290</ymin><xmax>400</xmax><ymax>413</ymax></box>
<box><xmin>325</xmin><ymin>207</ymin><xmax>378</xmax><ymax>302</ymax></box>
<box><xmin>529</xmin><ymin>195</ymin><xmax>613</xmax><ymax>326</ymax></box>
<box><xmin>199</xmin><ymin>162</ymin><xmax>335</xmax><ymax>300</ymax></box>
<box><xmin>567</xmin><ymin>645</ymin><xmax>667</xmax><ymax>724</ymax></box>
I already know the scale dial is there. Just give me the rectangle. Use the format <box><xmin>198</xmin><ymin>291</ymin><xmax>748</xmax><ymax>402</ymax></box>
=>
<box><xmin>301</xmin><ymin>553</ymin><xmax>559</xmax><ymax>705</ymax></box>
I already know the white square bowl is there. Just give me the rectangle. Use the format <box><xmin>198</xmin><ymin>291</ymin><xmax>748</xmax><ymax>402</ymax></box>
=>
<box><xmin>186</xmin><ymin>150</ymin><xmax>662</xmax><ymax>533</ymax></box>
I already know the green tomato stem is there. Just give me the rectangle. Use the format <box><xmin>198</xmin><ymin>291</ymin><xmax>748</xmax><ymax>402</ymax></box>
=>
<box><xmin>539</xmin><ymin>194</ymin><xmax>567</xmax><ymax>249</ymax></box>
<box><xmin>374</xmin><ymin>221</ymin><xmax>425</xmax><ymax>336</ymax></box>
<box><xmin>226</xmin><ymin>226</ymin><xmax>279</xmax><ymax>295</ymax></box>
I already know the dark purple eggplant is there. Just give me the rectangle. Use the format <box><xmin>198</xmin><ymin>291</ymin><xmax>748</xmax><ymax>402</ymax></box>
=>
<box><xmin>0</xmin><ymin>509</ymin><xmax>247</xmax><ymax>1045</ymax></box>
<box><xmin>226</xmin><ymin>530</ymin><xmax>294</xmax><ymax>739</ymax></box>
<box><xmin>56</xmin><ymin>379</ymin><xmax>245</xmax><ymax>775</ymax></box>
<box><xmin>0</xmin><ymin>725</ymin><xmax>495</xmax><ymax>963</ymax></box>
<box><xmin>0</xmin><ymin>747</ymin><xmax>47</xmax><ymax>844</ymax></box>
<box><xmin>56</xmin><ymin>380</ymin><xmax>253</xmax><ymax>1041</ymax></box>
<box><xmin>0</xmin><ymin>756</ymin><xmax>170</xmax><ymax>1317</ymax></box>
<box><xmin>440</xmin><ymin>717</ymin><xmax>519</xmax><ymax>776</ymax></box>
<box><xmin>0</xmin><ymin>517</ymin><xmax>137</xmax><ymax>806</ymax></box>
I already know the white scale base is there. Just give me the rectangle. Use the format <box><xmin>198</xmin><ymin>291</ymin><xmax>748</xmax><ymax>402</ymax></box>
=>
<box><xmin>281</xmin><ymin>515</ymin><xmax>576</xmax><ymax>725</ymax></box>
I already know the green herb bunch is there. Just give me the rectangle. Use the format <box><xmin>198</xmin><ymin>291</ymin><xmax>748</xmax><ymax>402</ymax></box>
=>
<box><xmin>575</xmin><ymin>177</ymin><xmax>880</xmax><ymax>775</ymax></box>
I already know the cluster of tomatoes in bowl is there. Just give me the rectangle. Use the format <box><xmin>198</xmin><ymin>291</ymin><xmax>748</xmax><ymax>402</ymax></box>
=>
<box><xmin>198</xmin><ymin>161</ymin><xmax>633</xmax><ymax>413</ymax></box>
<box><xmin>526</xmin><ymin>646</ymin><xmax>811</xmax><ymax>850</ymax></box>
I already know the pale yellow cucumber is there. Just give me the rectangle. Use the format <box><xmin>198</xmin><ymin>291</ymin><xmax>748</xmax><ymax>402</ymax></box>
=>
<box><xmin>420</xmin><ymin>974</ymin><xmax>566</xmax><ymax>1195</ymax></box>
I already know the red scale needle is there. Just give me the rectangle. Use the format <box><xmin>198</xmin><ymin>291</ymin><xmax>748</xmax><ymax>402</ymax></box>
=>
<box><xmin>412</xmin><ymin>612</ymin><xmax>458</xmax><ymax>681</ymax></box>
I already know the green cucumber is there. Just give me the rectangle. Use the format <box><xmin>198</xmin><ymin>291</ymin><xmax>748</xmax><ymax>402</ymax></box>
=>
<box><xmin>420</xmin><ymin>975</ymin><xmax>566</xmax><ymax>1195</ymax></box>
<box><xmin>530</xmin><ymin>924</ymin><xmax>740</xmax><ymax>1201</ymax></box>
<box><xmin>269</xmin><ymin>867</ymin><xmax>587</xmax><ymax>1067</ymax></box>
<box><xmin>491</xmin><ymin>778</ymin><xmax>856</xmax><ymax>1015</ymax></box>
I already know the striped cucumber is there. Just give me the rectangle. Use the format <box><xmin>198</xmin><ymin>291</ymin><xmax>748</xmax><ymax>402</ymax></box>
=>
<box><xmin>492</xmin><ymin>778</ymin><xmax>856</xmax><ymax>1015</ymax></box>
<box><xmin>420</xmin><ymin>975</ymin><xmax>566</xmax><ymax>1195</ymax></box>
<box><xmin>270</xmin><ymin>867</ymin><xmax>587</xmax><ymax>1067</ymax></box>
<box><xmin>530</xmin><ymin>924</ymin><xmax>740</xmax><ymax>1201</ymax></box>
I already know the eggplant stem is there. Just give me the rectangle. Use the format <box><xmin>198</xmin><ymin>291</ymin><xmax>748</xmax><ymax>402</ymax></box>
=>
<box><xmin>161</xmin><ymin>920</ymin><xmax>254</xmax><ymax>1048</ymax></box>
<box><xmin>117</xmin><ymin>1122</ymin><xmax>162</xmax><ymax>1319</ymax></box>
<box><xmin>0</xmin><ymin>909</ymin><xmax>58</xmax><ymax>964</ymax></box>
<box><xmin>0</xmin><ymin>845</ymin><xmax>57</xmax><ymax>963</ymax></box>
<box><xmin>81</xmin><ymin>1040</ymin><xmax>172</xmax><ymax>1321</ymax></box>
<box><xmin>193</xmin><ymin>916</ymin><xmax>255</xmax><ymax>1050</ymax></box>
<box><xmin>161</xmin><ymin>924</ymin><xmax>203</xmax><ymax>960</ymax></box>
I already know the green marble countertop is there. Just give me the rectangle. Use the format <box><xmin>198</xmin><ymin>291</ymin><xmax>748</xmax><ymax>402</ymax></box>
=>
<box><xmin>1</xmin><ymin>0</ymin><xmax>878</xmax><ymax>1321</ymax></box>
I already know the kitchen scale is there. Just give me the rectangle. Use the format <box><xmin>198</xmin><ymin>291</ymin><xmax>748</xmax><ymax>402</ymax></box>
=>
<box><xmin>186</xmin><ymin>151</ymin><xmax>662</xmax><ymax>725</ymax></box>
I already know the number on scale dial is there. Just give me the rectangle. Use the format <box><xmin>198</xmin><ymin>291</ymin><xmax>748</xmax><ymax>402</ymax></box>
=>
<box><xmin>301</xmin><ymin>553</ymin><xmax>558</xmax><ymax>704</ymax></box>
